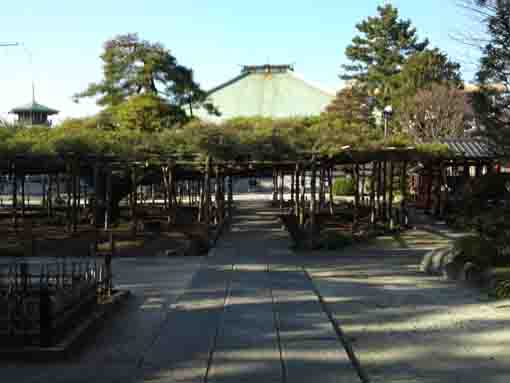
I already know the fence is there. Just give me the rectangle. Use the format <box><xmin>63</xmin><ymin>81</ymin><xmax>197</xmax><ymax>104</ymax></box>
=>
<box><xmin>0</xmin><ymin>257</ymin><xmax>112</xmax><ymax>347</ymax></box>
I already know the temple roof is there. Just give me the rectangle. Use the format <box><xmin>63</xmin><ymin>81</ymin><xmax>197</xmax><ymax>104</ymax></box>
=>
<box><xmin>195</xmin><ymin>64</ymin><xmax>335</xmax><ymax>121</ymax></box>
<box><xmin>10</xmin><ymin>101</ymin><xmax>59</xmax><ymax>115</ymax></box>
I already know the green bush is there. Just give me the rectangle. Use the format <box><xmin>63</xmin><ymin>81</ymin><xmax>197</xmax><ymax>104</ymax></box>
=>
<box><xmin>490</xmin><ymin>280</ymin><xmax>510</xmax><ymax>299</ymax></box>
<box><xmin>332</xmin><ymin>177</ymin><xmax>355</xmax><ymax>196</ymax></box>
<box><xmin>453</xmin><ymin>235</ymin><xmax>497</xmax><ymax>268</ymax></box>
<box><xmin>321</xmin><ymin>231</ymin><xmax>354</xmax><ymax>250</ymax></box>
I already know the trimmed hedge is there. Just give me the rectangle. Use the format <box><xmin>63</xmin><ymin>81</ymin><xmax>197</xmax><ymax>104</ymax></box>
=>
<box><xmin>332</xmin><ymin>177</ymin><xmax>356</xmax><ymax>196</ymax></box>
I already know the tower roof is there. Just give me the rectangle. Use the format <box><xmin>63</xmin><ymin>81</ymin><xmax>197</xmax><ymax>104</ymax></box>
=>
<box><xmin>10</xmin><ymin>101</ymin><xmax>59</xmax><ymax>115</ymax></box>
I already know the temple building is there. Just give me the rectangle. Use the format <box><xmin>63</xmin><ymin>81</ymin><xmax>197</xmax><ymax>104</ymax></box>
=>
<box><xmin>195</xmin><ymin>64</ymin><xmax>335</xmax><ymax>121</ymax></box>
<box><xmin>10</xmin><ymin>97</ymin><xmax>59</xmax><ymax>126</ymax></box>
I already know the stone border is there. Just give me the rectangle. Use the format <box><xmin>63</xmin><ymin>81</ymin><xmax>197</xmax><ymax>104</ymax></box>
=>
<box><xmin>0</xmin><ymin>290</ymin><xmax>130</xmax><ymax>361</ymax></box>
<box><xmin>303</xmin><ymin>268</ymin><xmax>370</xmax><ymax>383</ymax></box>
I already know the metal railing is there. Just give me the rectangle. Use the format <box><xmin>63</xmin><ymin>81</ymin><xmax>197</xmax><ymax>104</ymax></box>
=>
<box><xmin>0</xmin><ymin>258</ymin><xmax>112</xmax><ymax>347</ymax></box>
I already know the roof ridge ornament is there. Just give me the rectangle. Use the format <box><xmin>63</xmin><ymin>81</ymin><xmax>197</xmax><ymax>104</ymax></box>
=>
<box><xmin>241</xmin><ymin>64</ymin><xmax>294</xmax><ymax>74</ymax></box>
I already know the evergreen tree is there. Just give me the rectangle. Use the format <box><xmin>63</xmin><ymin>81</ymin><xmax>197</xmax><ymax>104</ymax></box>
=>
<box><xmin>75</xmin><ymin>33</ymin><xmax>217</xmax><ymax>126</ymax></box>
<box><xmin>342</xmin><ymin>4</ymin><xmax>429</xmax><ymax>107</ymax></box>
<box><xmin>325</xmin><ymin>86</ymin><xmax>371</xmax><ymax>125</ymax></box>
<box><xmin>471</xmin><ymin>1</ymin><xmax>510</xmax><ymax>147</ymax></box>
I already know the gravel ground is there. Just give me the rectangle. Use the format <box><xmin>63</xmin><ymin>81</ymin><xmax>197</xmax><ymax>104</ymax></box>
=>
<box><xmin>306</xmin><ymin>232</ymin><xmax>510</xmax><ymax>383</ymax></box>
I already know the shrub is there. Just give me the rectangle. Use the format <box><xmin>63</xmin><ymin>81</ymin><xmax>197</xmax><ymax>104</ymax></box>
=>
<box><xmin>332</xmin><ymin>177</ymin><xmax>355</xmax><ymax>196</ymax></box>
<box><xmin>490</xmin><ymin>280</ymin><xmax>510</xmax><ymax>299</ymax></box>
<box><xmin>453</xmin><ymin>235</ymin><xmax>497</xmax><ymax>268</ymax></box>
<box><xmin>321</xmin><ymin>231</ymin><xmax>354</xmax><ymax>250</ymax></box>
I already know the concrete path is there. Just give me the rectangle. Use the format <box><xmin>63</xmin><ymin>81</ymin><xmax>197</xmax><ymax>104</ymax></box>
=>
<box><xmin>137</xmin><ymin>201</ymin><xmax>360</xmax><ymax>383</ymax></box>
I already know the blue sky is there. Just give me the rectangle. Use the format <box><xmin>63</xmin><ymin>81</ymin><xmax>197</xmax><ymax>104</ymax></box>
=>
<box><xmin>0</xmin><ymin>0</ymin><xmax>483</xmax><ymax>121</ymax></box>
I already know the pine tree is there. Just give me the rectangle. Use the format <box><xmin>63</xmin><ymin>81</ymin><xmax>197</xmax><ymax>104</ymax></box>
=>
<box><xmin>342</xmin><ymin>4</ymin><xmax>429</xmax><ymax>107</ymax></box>
<box><xmin>325</xmin><ymin>86</ymin><xmax>371</xmax><ymax>125</ymax></box>
<box><xmin>471</xmin><ymin>1</ymin><xmax>510</xmax><ymax>147</ymax></box>
<box><xmin>74</xmin><ymin>33</ymin><xmax>217</xmax><ymax>126</ymax></box>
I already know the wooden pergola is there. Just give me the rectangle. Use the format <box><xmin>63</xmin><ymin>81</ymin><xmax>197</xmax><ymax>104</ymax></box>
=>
<box><xmin>0</xmin><ymin>142</ymin><xmax>502</xmax><ymax>251</ymax></box>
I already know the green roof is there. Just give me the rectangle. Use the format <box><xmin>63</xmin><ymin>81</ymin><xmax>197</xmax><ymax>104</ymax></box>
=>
<box><xmin>10</xmin><ymin>101</ymin><xmax>59</xmax><ymax>115</ymax></box>
<box><xmin>195</xmin><ymin>65</ymin><xmax>335</xmax><ymax>121</ymax></box>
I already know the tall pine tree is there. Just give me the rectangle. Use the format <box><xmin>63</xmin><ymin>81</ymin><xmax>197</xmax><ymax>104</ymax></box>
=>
<box><xmin>471</xmin><ymin>1</ymin><xmax>510</xmax><ymax>148</ymax></box>
<box><xmin>342</xmin><ymin>4</ymin><xmax>429</xmax><ymax>108</ymax></box>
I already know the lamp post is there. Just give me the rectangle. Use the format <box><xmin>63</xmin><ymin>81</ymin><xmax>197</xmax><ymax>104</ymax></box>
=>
<box><xmin>383</xmin><ymin>105</ymin><xmax>393</xmax><ymax>139</ymax></box>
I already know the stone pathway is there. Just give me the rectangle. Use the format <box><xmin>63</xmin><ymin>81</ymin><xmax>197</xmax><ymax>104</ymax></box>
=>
<box><xmin>137</xmin><ymin>201</ymin><xmax>360</xmax><ymax>382</ymax></box>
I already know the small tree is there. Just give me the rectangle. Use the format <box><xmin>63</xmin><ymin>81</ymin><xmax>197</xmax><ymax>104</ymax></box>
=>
<box><xmin>325</xmin><ymin>86</ymin><xmax>371</xmax><ymax>125</ymax></box>
<box><xmin>397</xmin><ymin>83</ymin><xmax>469</xmax><ymax>142</ymax></box>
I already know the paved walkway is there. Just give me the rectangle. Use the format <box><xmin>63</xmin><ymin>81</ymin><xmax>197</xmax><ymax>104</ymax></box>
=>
<box><xmin>3</xmin><ymin>201</ymin><xmax>510</xmax><ymax>382</ymax></box>
<box><xmin>138</xmin><ymin>201</ymin><xmax>360</xmax><ymax>383</ymax></box>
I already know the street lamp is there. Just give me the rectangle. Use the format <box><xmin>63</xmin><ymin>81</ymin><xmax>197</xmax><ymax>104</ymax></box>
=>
<box><xmin>383</xmin><ymin>105</ymin><xmax>393</xmax><ymax>139</ymax></box>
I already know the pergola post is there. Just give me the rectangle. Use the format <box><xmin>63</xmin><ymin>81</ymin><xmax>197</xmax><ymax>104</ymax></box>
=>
<box><xmin>290</xmin><ymin>170</ymin><xmax>295</xmax><ymax>202</ymax></box>
<box><xmin>130</xmin><ymin>166</ymin><xmax>138</xmax><ymax>234</ymax></box>
<box><xmin>204</xmin><ymin>156</ymin><xmax>212</xmax><ymax>226</ymax></box>
<box><xmin>294</xmin><ymin>163</ymin><xmax>300</xmax><ymax>219</ymax></box>
<box><xmin>272</xmin><ymin>168</ymin><xmax>278</xmax><ymax>203</ymax></box>
<box><xmin>400</xmin><ymin>161</ymin><xmax>408</xmax><ymax>227</ymax></box>
<box><xmin>11</xmin><ymin>161</ymin><xmax>18</xmax><ymax>229</ymax></box>
<box><xmin>309</xmin><ymin>157</ymin><xmax>317</xmax><ymax>249</ymax></box>
<box><xmin>300</xmin><ymin>165</ymin><xmax>306</xmax><ymax>227</ymax></box>
<box><xmin>388</xmin><ymin>160</ymin><xmax>394</xmax><ymax>229</ymax></box>
<box><xmin>92</xmin><ymin>163</ymin><xmax>100</xmax><ymax>227</ymax></box>
<box><xmin>353</xmin><ymin>162</ymin><xmax>360</xmax><ymax>233</ymax></box>
<box><xmin>215</xmin><ymin>166</ymin><xmax>222</xmax><ymax>225</ymax></box>
<box><xmin>279</xmin><ymin>169</ymin><xmax>285</xmax><ymax>210</ymax></box>
<box><xmin>376</xmin><ymin>161</ymin><xmax>381</xmax><ymax>219</ymax></box>
<box><xmin>65</xmin><ymin>164</ymin><xmax>72</xmax><ymax>232</ymax></box>
<box><xmin>328</xmin><ymin>166</ymin><xmax>334</xmax><ymax>216</ymax></box>
<box><xmin>426</xmin><ymin>164</ymin><xmax>433</xmax><ymax>213</ymax></box>
<box><xmin>42</xmin><ymin>173</ymin><xmax>47</xmax><ymax>209</ymax></box>
<box><xmin>381</xmin><ymin>160</ymin><xmax>387</xmax><ymax>223</ymax></box>
<box><xmin>370</xmin><ymin>161</ymin><xmax>376</xmax><ymax>228</ymax></box>
<box><xmin>47</xmin><ymin>173</ymin><xmax>53</xmax><ymax>218</ymax></box>
<box><xmin>72</xmin><ymin>158</ymin><xmax>78</xmax><ymax>233</ymax></box>
<box><xmin>21</xmin><ymin>170</ymin><xmax>25</xmax><ymax>219</ymax></box>
<box><xmin>360</xmin><ymin>164</ymin><xmax>366</xmax><ymax>205</ymax></box>
<box><xmin>198</xmin><ymin>176</ymin><xmax>205</xmax><ymax>223</ymax></box>
<box><xmin>104</xmin><ymin>166</ymin><xmax>112</xmax><ymax>231</ymax></box>
<box><xmin>228</xmin><ymin>170</ymin><xmax>233</xmax><ymax>218</ymax></box>
<box><xmin>319</xmin><ymin>165</ymin><xmax>325</xmax><ymax>209</ymax></box>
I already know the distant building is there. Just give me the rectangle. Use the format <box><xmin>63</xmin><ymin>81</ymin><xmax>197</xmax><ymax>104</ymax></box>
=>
<box><xmin>195</xmin><ymin>64</ymin><xmax>335</xmax><ymax>121</ymax></box>
<box><xmin>10</xmin><ymin>99</ymin><xmax>59</xmax><ymax>126</ymax></box>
